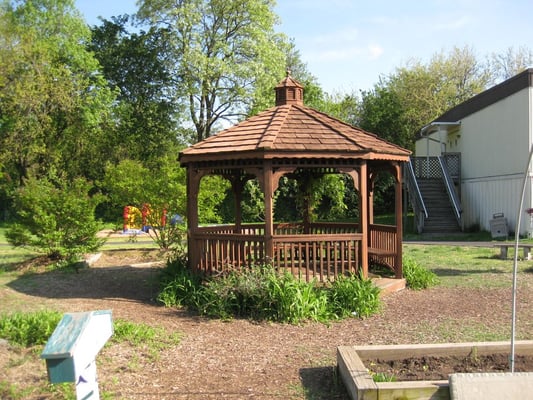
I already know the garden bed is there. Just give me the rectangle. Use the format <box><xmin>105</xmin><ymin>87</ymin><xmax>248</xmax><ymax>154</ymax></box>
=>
<box><xmin>337</xmin><ymin>341</ymin><xmax>533</xmax><ymax>400</ymax></box>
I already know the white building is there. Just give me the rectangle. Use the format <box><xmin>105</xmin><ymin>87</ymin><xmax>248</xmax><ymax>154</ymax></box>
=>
<box><xmin>414</xmin><ymin>68</ymin><xmax>533</xmax><ymax>236</ymax></box>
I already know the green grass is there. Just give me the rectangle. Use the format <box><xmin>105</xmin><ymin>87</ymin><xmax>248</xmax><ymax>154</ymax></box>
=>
<box><xmin>414</xmin><ymin>318</ymin><xmax>513</xmax><ymax>342</ymax></box>
<box><xmin>403</xmin><ymin>243</ymin><xmax>533</xmax><ymax>288</ymax></box>
<box><xmin>0</xmin><ymin>247</ymin><xmax>40</xmax><ymax>270</ymax></box>
<box><xmin>112</xmin><ymin>319</ymin><xmax>181</xmax><ymax>361</ymax></box>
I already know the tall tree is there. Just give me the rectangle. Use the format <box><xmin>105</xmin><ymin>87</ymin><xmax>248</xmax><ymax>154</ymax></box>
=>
<box><xmin>89</xmin><ymin>16</ymin><xmax>186</xmax><ymax>165</ymax></box>
<box><xmin>0</xmin><ymin>0</ymin><xmax>115</xmax><ymax>185</ymax></box>
<box><xmin>358</xmin><ymin>46</ymin><xmax>491</xmax><ymax>151</ymax></box>
<box><xmin>137</xmin><ymin>0</ymin><xmax>286</xmax><ymax>142</ymax></box>
<box><xmin>489</xmin><ymin>46</ymin><xmax>533</xmax><ymax>84</ymax></box>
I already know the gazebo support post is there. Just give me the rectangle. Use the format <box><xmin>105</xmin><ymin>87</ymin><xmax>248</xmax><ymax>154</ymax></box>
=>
<box><xmin>230</xmin><ymin>177</ymin><xmax>245</xmax><ymax>233</ymax></box>
<box><xmin>263</xmin><ymin>160</ymin><xmax>274</xmax><ymax>262</ymax></box>
<box><xmin>368</xmin><ymin>172</ymin><xmax>376</xmax><ymax>225</ymax></box>
<box><xmin>394</xmin><ymin>163</ymin><xmax>403</xmax><ymax>278</ymax></box>
<box><xmin>359</xmin><ymin>161</ymin><xmax>369</xmax><ymax>278</ymax></box>
<box><xmin>186</xmin><ymin>167</ymin><xmax>202</xmax><ymax>272</ymax></box>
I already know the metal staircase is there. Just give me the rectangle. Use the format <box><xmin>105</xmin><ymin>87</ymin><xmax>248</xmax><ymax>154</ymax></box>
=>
<box><xmin>416</xmin><ymin>178</ymin><xmax>461</xmax><ymax>233</ymax></box>
<box><xmin>405</xmin><ymin>154</ymin><xmax>462</xmax><ymax>234</ymax></box>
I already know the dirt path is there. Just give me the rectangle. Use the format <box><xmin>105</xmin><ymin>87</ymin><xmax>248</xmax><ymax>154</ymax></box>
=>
<box><xmin>1</xmin><ymin>250</ymin><xmax>533</xmax><ymax>399</ymax></box>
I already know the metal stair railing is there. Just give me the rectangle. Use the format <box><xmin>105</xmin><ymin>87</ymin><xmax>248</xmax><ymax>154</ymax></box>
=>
<box><xmin>405</xmin><ymin>158</ymin><xmax>428</xmax><ymax>234</ymax></box>
<box><xmin>438</xmin><ymin>156</ymin><xmax>462</xmax><ymax>225</ymax></box>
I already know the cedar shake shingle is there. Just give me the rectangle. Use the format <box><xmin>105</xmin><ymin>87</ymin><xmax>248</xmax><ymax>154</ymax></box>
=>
<box><xmin>179</xmin><ymin>73</ymin><xmax>411</xmax><ymax>164</ymax></box>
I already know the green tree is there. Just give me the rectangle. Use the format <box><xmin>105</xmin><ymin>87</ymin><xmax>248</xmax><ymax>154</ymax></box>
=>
<box><xmin>89</xmin><ymin>15</ymin><xmax>186</xmax><ymax>165</ymax></box>
<box><xmin>137</xmin><ymin>0</ymin><xmax>287</xmax><ymax>142</ymax></box>
<box><xmin>358</xmin><ymin>46</ymin><xmax>491</xmax><ymax>152</ymax></box>
<box><xmin>248</xmin><ymin>38</ymin><xmax>325</xmax><ymax>115</ymax></box>
<box><xmin>102</xmin><ymin>158</ymin><xmax>191</xmax><ymax>249</ymax></box>
<box><xmin>6</xmin><ymin>176</ymin><xmax>105</xmax><ymax>261</ymax></box>
<box><xmin>102</xmin><ymin>158</ymin><xmax>186</xmax><ymax>217</ymax></box>
<box><xmin>358</xmin><ymin>81</ymin><xmax>411</xmax><ymax>149</ymax></box>
<box><xmin>0</xmin><ymin>0</ymin><xmax>115</xmax><ymax>185</ymax></box>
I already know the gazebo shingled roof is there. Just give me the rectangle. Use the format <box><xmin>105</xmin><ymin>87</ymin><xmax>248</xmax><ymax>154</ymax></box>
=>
<box><xmin>180</xmin><ymin>75</ymin><xmax>410</xmax><ymax>162</ymax></box>
<box><xmin>179</xmin><ymin>72</ymin><xmax>411</xmax><ymax>282</ymax></box>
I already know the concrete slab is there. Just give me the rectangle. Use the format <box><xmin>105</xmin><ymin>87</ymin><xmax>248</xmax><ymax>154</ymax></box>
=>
<box><xmin>449</xmin><ymin>372</ymin><xmax>533</xmax><ymax>400</ymax></box>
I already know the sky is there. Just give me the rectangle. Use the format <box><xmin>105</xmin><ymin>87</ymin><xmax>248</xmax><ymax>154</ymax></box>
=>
<box><xmin>75</xmin><ymin>0</ymin><xmax>533</xmax><ymax>94</ymax></box>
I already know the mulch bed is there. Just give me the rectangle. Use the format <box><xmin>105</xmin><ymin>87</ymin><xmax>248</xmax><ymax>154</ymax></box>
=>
<box><xmin>2</xmin><ymin>249</ymin><xmax>533</xmax><ymax>399</ymax></box>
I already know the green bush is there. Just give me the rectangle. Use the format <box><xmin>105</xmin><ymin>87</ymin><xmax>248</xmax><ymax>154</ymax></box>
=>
<box><xmin>266</xmin><ymin>271</ymin><xmax>330</xmax><ymax>323</ymax></box>
<box><xmin>158</xmin><ymin>260</ymin><xmax>382</xmax><ymax>324</ymax></box>
<box><xmin>199</xmin><ymin>266</ymin><xmax>273</xmax><ymax>320</ymax></box>
<box><xmin>6</xmin><ymin>176</ymin><xmax>105</xmax><ymax>262</ymax></box>
<box><xmin>403</xmin><ymin>256</ymin><xmax>439</xmax><ymax>290</ymax></box>
<box><xmin>157</xmin><ymin>250</ymin><xmax>205</xmax><ymax>308</ymax></box>
<box><xmin>329</xmin><ymin>272</ymin><xmax>381</xmax><ymax>318</ymax></box>
<box><xmin>0</xmin><ymin>310</ymin><xmax>62</xmax><ymax>347</ymax></box>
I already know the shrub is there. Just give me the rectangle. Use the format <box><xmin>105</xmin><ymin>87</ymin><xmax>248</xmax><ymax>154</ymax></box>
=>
<box><xmin>329</xmin><ymin>272</ymin><xmax>381</xmax><ymax>318</ymax></box>
<box><xmin>157</xmin><ymin>258</ymin><xmax>382</xmax><ymax>324</ymax></box>
<box><xmin>6</xmin><ymin>176</ymin><xmax>105</xmax><ymax>263</ymax></box>
<box><xmin>403</xmin><ymin>256</ymin><xmax>439</xmax><ymax>290</ymax></box>
<box><xmin>267</xmin><ymin>271</ymin><xmax>331</xmax><ymax>324</ymax></box>
<box><xmin>157</xmin><ymin>254</ymin><xmax>204</xmax><ymax>309</ymax></box>
<box><xmin>144</xmin><ymin>207</ymin><xmax>186</xmax><ymax>251</ymax></box>
<box><xmin>0</xmin><ymin>310</ymin><xmax>62</xmax><ymax>347</ymax></box>
<box><xmin>199</xmin><ymin>266</ymin><xmax>273</xmax><ymax>320</ymax></box>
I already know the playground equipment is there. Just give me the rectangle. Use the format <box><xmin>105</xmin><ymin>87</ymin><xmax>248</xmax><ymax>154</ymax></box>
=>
<box><xmin>123</xmin><ymin>204</ymin><xmax>171</xmax><ymax>233</ymax></box>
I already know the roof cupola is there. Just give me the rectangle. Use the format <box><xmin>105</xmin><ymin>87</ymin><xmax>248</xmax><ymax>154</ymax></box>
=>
<box><xmin>275</xmin><ymin>69</ymin><xmax>304</xmax><ymax>106</ymax></box>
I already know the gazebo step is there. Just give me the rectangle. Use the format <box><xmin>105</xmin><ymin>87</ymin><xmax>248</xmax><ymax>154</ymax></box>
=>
<box><xmin>373</xmin><ymin>277</ymin><xmax>406</xmax><ymax>295</ymax></box>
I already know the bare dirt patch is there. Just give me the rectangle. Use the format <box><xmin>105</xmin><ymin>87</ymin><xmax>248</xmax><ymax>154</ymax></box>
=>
<box><xmin>366</xmin><ymin>353</ymin><xmax>533</xmax><ymax>381</ymax></box>
<box><xmin>2</xmin><ymin>248</ymin><xmax>533</xmax><ymax>399</ymax></box>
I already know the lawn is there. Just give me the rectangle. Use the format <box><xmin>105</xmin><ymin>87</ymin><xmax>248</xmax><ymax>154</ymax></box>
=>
<box><xmin>403</xmin><ymin>243</ymin><xmax>532</xmax><ymax>288</ymax></box>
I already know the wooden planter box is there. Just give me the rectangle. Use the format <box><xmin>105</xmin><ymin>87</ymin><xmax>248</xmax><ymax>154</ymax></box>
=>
<box><xmin>337</xmin><ymin>340</ymin><xmax>533</xmax><ymax>400</ymax></box>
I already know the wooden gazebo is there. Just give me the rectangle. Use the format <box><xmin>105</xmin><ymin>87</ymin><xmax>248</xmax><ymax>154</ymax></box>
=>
<box><xmin>179</xmin><ymin>73</ymin><xmax>411</xmax><ymax>282</ymax></box>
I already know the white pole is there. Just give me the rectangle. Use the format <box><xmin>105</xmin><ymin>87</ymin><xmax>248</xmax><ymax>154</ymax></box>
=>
<box><xmin>76</xmin><ymin>360</ymin><xmax>100</xmax><ymax>400</ymax></box>
<box><xmin>511</xmin><ymin>144</ymin><xmax>533</xmax><ymax>372</ymax></box>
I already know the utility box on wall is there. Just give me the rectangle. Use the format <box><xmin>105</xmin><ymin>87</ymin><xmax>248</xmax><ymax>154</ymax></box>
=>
<box><xmin>41</xmin><ymin>310</ymin><xmax>113</xmax><ymax>399</ymax></box>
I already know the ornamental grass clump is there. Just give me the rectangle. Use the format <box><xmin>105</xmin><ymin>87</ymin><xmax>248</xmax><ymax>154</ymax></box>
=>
<box><xmin>157</xmin><ymin>251</ymin><xmax>203</xmax><ymax>309</ymax></box>
<box><xmin>328</xmin><ymin>272</ymin><xmax>381</xmax><ymax>318</ymax></box>
<box><xmin>266</xmin><ymin>271</ymin><xmax>330</xmax><ymax>324</ymax></box>
<box><xmin>403</xmin><ymin>256</ymin><xmax>439</xmax><ymax>290</ymax></box>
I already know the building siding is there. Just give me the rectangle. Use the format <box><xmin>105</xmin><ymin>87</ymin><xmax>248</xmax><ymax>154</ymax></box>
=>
<box><xmin>461</xmin><ymin>174</ymin><xmax>525</xmax><ymax>233</ymax></box>
<box><xmin>459</xmin><ymin>89</ymin><xmax>530</xmax><ymax>180</ymax></box>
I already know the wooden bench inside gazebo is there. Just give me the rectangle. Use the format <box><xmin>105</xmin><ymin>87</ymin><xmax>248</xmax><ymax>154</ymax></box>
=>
<box><xmin>179</xmin><ymin>72</ymin><xmax>411</xmax><ymax>282</ymax></box>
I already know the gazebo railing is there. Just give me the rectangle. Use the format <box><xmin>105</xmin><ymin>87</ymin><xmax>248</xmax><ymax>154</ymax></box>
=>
<box><xmin>196</xmin><ymin>222</ymin><xmax>359</xmax><ymax>236</ymax></box>
<box><xmin>368</xmin><ymin>224</ymin><xmax>398</xmax><ymax>271</ymax></box>
<box><xmin>191</xmin><ymin>222</ymin><xmax>399</xmax><ymax>281</ymax></box>
<box><xmin>193</xmin><ymin>232</ymin><xmax>265</xmax><ymax>274</ymax></box>
<box><xmin>272</xmin><ymin>234</ymin><xmax>362</xmax><ymax>282</ymax></box>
